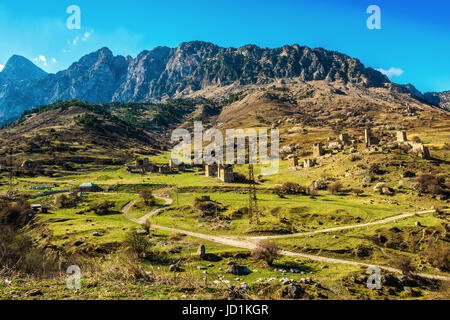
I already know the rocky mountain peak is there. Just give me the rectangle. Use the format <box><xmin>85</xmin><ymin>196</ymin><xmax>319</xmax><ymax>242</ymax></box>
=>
<box><xmin>0</xmin><ymin>55</ymin><xmax>47</xmax><ymax>82</ymax></box>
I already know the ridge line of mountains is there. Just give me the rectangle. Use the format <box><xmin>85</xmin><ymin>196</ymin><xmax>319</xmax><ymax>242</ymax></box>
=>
<box><xmin>0</xmin><ymin>41</ymin><xmax>448</xmax><ymax>123</ymax></box>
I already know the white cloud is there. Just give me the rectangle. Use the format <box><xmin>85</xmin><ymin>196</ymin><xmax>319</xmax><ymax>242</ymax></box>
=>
<box><xmin>82</xmin><ymin>29</ymin><xmax>94</xmax><ymax>41</ymax></box>
<box><xmin>51</xmin><ymin>58</ymin><xmax>57</xmax><ymax>64</ymax></box>
<box><xmin>72</xmin><ymin>36</ymin><xmax>80</xmax><ymax>45</ymax></box>
<box><xmin>377</xmin><ymin>67</ymin><xmax>404</xmax><ymax>78</ymax></box>
<box><xmin>34</xmin><ymin>55</ymin><xmax>48</xmax><ymax>66</ymax></box>
<box><xmin>0</xmin><ymin>64</ymin><xmax>4</xmax><ymax>72</ymax></box>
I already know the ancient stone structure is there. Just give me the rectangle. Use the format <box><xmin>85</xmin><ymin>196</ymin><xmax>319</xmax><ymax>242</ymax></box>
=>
<box><xmin>397</xmin><ymin>131</ymin><xmax>408</xmax><ymax>142</ymax></box>
<box><xmin>364</xmin><ymin>128</ymin><xmax>372</xmax><ymax>146</ymax></box>
<box><xmin>312</xmin><ymin>143</ymin><xmax>324</xmax><ymax>157</ymax></box>
<box><xmin>410</xmin><ymin>142</ymin><xmax>431</xmax><ymax>160</ymax></box>
<box><xmin>204</xmin><ymin>163</ymin><xmax>234</xmax><ymax>182</ymax></box>
<box><xmin>339</xmin><ymin>133</ymin><xmax>350</xmax><ymax>145</ymax></box>
<box><xmin>364</xmin><ymin>128</ymin><xmax>379</xmax><ymax>146</ymax></box>
<box><xmin>328</xmin><ymin>141</ymin><xmax>343</xmax><ymax>151</ymax></box>
<box><xmin>197</xmin><ymin>244</ymin><xmax>206</xmax><ymax>259</ymax></box>
<box><xmin>204</xmin><ymin>164</ymin><xmax>218</xmax><ymax>177</ymax></box>
<box><xmin>303</xmin><ymin>159</ymin><xmax>316</xmax><ymax>168</ymax></box>
<box><xmin>218</xmin><ymin>164</ymin><xmax>234</xmax><ymax>183</ymax></box>
<box><xmin>287</xmin><ymin>155</ymin><xmax>298</xmax><ymax>170</ymax></box>
<box><xmin>159</xmin><ymin>165</ymin><xmax>171</xmax><ymax>174</ymax></box>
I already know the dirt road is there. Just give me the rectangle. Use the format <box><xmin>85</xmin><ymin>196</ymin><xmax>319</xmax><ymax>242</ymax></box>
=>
<box><xmin>121</xmin><ymin>195</ymin><xmax>450</xmax><ymax>282</ymax></box>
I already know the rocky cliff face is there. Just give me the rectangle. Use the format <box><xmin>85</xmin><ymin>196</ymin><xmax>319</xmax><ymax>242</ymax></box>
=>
<box><xmin>423</xmin><ymin>91</ymin><xmax>450</xmax><ymax>111</ymax></box>
<box><xmin>0</xmin><ymin>41</ymin><xmax>391</xmax><ymax>121</ymax></box>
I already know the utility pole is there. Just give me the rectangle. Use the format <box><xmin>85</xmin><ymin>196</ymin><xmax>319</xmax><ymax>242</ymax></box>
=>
<box><xmin>248</xmin><ymin>164</ymin><xmax>260</xmax><ymax>225</ymax></box>
<box><xmin>8</xmin><ymin>148</ymin><xmax>14</xmax><ymax>192</ymax></box>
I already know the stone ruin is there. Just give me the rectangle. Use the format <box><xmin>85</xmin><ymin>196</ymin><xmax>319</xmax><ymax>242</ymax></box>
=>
<box><xmin>312</xmin><ymin>143</ymin><xmax>324</xmax><ymax>157</ymax></box>
<box><xmin>410</xmin><ymin>142</ymin><xmax>431</xmax><ymax>160</ymax></box>
<box><xmin>303</xmin><ymin>158</ymin><xmax>316</xmax><ymax>168</ymax></box>
<box><xmin>169</xmin><ymin>159</ymin><xmax>187</xmax><ymax>171</ymax></box>
<box><xmin>159</xmin><ymin>164</ymin><xmax>171</xmax><ymax>174</ymax></box>
<box><xmin>396</xmin><ymin>131</ymin><xmax>408</xmax><ymax>143</ymax></box>
<box><xmin>204</xmin><ymin>163</ymin><xmax>234</xmax><ymax>182</ymax></box>
<box><xmin>204</xmin><ymin>164</ymin><xmax>218</xmax><ymax>177</ymax></box>
<box><xmin>395</xmin><ymin>131</ymin><xmax>431</xmax><ymax>160</ymax></box>
<box><xmin>288</xmin><ymin>155</ymin><xmax>298</xmax><ymax>170</ymax></box>
<box><xmin>339</xmin><ymin>133</ymin><xmax>350</xmax><ymax>145</ymax></box>
<box><xmin>364</xmin><ymin>128</ymin><xmax>379</xmax><ymax>147</ymax></box>
<box><xmin>128</xmin><ymin>158</ymin><xmax>159</xmax><ymax>173</ymax></box>
<box><xmin>218</xmin><ymin>164</ymin><xmax>234</xmax><ymax>183</ymax></box>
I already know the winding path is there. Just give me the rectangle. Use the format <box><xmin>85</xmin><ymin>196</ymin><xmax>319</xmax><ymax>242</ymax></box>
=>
<box><xmin>121</xmin><ymin>195</ymin><xmax>450</xmax><ymax>282</ymax></box>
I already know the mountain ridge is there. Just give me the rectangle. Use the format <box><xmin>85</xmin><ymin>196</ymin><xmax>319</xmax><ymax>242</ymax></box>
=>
<box><xmin>0</xmin><ymin>41</ymin><xmax>447</xmax><ymax>122</ymax></box>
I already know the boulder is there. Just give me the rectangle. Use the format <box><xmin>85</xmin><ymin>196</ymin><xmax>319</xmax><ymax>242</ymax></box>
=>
<box><xmin>226</xmin><ymin>265</ymin><xmax>252</xmax><ymax>276</ymax></box>
<box><xmin>278</xmin><ymin>284</ymin><xmax>305</xmax><ymax>299</ymax></box>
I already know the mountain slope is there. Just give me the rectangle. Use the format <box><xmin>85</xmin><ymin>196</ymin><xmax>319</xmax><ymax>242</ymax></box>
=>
<box><xmin>0</xmin><ymin>55</ymin><xmax>47</xmax><ymax>82</ymax></box>
<box><xmin>423</xmin><ymin>91</ymin><xmax>450</xmax><ymax>111</ymax></box>
<box><xmin>0</xmin><ymin>42</ymin><xmax>392</xmax><ymax>122</ymax></box>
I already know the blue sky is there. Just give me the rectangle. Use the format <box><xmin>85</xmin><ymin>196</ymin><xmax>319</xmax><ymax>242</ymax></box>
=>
<box><xmin>0</xmin><ymin>0</ymin><xmax>449</xmax><ymax>92</ymax></box>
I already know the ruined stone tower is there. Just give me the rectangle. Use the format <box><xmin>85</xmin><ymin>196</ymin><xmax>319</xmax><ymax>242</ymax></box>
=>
<box><xmin>312</xmin><ymin>143</ymin><xmax>324</xmax><ymax>157</ymax></box>
<box><xmin>397</xmin><ymin>131</ymin><xmax>408</xmax><ymax>142</ymax></box>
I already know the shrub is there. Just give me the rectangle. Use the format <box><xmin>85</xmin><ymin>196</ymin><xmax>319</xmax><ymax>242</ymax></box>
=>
<box><xmin>193</xmin><ymin>197</ymin><xmax>223</xmax><ymax>217</ymax></box>
<box><xmin>412</xmin><ymin>174</ymin><xmax>444</xmax><ymax>195</ymax></box>
<box><xmin>55</xmin><ymin>192</ymin><xmax>80</xmax><ymax>209</ymax></box>
<box><xmin>90</xmin><ymin>200</ymin><xmax>114</xmax><ymax>215</ymax></box>
<box><xmin>349</xmin><ymin>154</ymin><xmax>362</xmax><ymax>162</ymax></box>
<box><xmin>352</xmin><ymin>188</ymin><xmax>364</xmax><ymax>196</ymax></box>
<box><xmin>424</xmin><ymin>245</ymin><xmax>450</xmax><ymax>272</ymax></box>
<box><xmin>142</xmin><ymin>221</ymin><xmax>152</xmax><ymax>234</ymax></box>
<box><xmin>252</xmin><ymin>240</ymin><xmax>280</xmax><ymax>266</ymax></box>
<box><xmin>139</xmin><ymin>189</ymin><xmax>155</xmax><ymax>206</ymax></box>
<box><xmin>328</xmin><ymin>181</ymin><xmax>342</xmax><ymax>195</ymax></box>
<box><xmin>390</xmin><ymin>255</ymin><xmax>416</xmax><ymax>275</ymax></box>
<box><xmin>0</xmin><ymin>199</ymin><xmax>31</xmax><ymax>230</ymax></box>
<box><xmin>274</xmin><ymin>182</ymin><xmax>307</xmax><ymax>196</ymax></box>
<box><xmin>124</xmin><ymin>229</ymin><xmax>149</xmax><ymax>258</ymax></box>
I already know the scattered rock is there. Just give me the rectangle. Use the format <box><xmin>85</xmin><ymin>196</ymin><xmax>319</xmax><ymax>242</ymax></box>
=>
<box><xmin>73</xmin><ymin>241</ymin><xmax>84</xmax><ymax>247</ymax></box>
<box><xmin>227</xmin><ymin>265</ymin><xmax>252</xmax><ymax>276</ymax></box>
<box><xmin>27</xmin><ymin>289</ymin><xmax>43</xmax><ymax>297</ymax></box>
<box><xmin>278</xmin><ymin>284</ymin><xmax>305</xmax><ymax>299</ymax></box>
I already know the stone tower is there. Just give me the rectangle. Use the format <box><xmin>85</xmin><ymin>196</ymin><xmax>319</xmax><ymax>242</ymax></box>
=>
<box><xmin>397</xmin><ymin>131</ymin><xmax>407</xmax><ymax>142</ymax></box>
<box><xmin>312</xmin><ymin>143</ymin><xmax>324</xmax><ymax>157</ymax></box>
<box><xmin>287</xmin><ymin>155</ymin><xmax>298</xmax><ymax>169</ymax></box>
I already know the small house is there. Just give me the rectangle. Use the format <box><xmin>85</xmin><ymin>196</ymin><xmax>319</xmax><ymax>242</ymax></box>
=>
<box><xmin>76</xmin><ymin>183</ymin><xmax>103</xmax><ymax>193</ymax></box>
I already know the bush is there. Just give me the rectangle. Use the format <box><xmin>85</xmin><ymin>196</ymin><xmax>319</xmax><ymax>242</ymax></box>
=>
<box><xmin>352</xmin><ymin>188</ymin><xmax>364</xmax><ymax>196</ymax></box>
<box><xmin>252</xmin><ymin>240</ymin><xmax>280</xmax><ymax>266</ymax></box>
<box><xmin>273</xmin><ymin>182</ymin><xmax>307</xmax><ymax>196</ymax></box>
<box><xmin>328</xmin><ymin>181</ymin><xmax>342</xmax><ymax>195</ymax></box>
<box><xmin>424</xmin><ymin>245</ymin><xmax>450</xmax><ymax>272</ymax></box>
<box><xmin>124</xmin><ymin>229</ymin><xmax>149</xmax><ymax>258</ymax></box>
<box><xmin>0</xmin><ymin>199</ymin><xmax>31</xmax><ymax>230</ymax></box>
<box><xmin>193</xmin><ymin>197</ymin><xmax>223</xmax><ymax>217</ymax></box>
<box><xmin>90</xmin><ymin>200</ymin><xmax>114</xmax><ymax>215</ymax></box>
<box><xmin>412</xmin><ymin>174</ymin><xmax>444</xmax><ymax>195</ymax></box>
<box><xmin>390</xmin><ymin>255</ymin><xmax>416</xmax><ymax>275</ymax></box>
<box><xmin>0</xmin><ymin>200</ymin><xmax>58</xmax><ymax>277</ymax></box>
<box><xmin>139</xmin><ymin>189</ymin><xmax>155</xmax><ymax>206</ymax></box>
<box><xmin>55</xmin><ymin>192</ymin><xmax>80</xmax><ymax>209</ymax></box>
